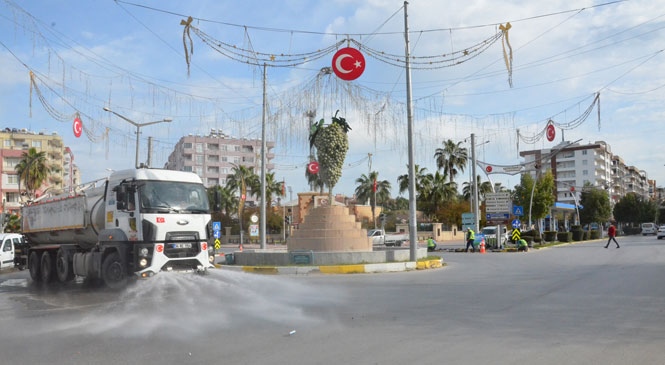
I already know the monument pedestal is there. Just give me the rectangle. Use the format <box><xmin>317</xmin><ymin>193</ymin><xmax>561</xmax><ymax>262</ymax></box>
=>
<box><xmin>287</xmin><ymin>205</ymin><xmax>371</xmax><ymax>252</ymax></box>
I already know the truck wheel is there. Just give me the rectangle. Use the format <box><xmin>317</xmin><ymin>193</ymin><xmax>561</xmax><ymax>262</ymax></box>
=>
<box><xmin>29</xmin><ymin>251</ymin><xmax>42</xmax><ymax>282</ymax></box>
<box><xmin>102</xmin><ymin>252</ymin><xmax>127</xmax><ymax>290</ymax></box>
<box><xmin>56</xmin><ymin>249</ymin><xmax>74</xmax><ymax>283</ymax></box>
<box><xmin>40</xmin><ymin>252</ymin><xmax>55</xmax><ymax>283</ymax></box>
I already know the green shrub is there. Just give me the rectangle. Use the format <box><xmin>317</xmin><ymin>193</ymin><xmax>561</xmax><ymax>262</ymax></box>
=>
<box><xmin>557</xmin><ymin>232</ymin><xmax>572</xmax><ymax>242</ymax></box>
<box><xmin>543</xmin><ymin>231</ymin><xmax>557</xmax><ymax>242</ymax></box>
<box><xmin>590</xmin><ymin>230</ymin><xmax>601</xmax><ymax>239</ymax></box>
<box><xmin>571</xmin><ymin>230</ymin><xmax>583</xmax><ymax>241</ymax></box>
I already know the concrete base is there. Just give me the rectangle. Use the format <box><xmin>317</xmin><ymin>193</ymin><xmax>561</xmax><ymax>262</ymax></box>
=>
<box><xmin>233</xmin><ymin>247</ymin><xmax>429</xmax><ymax>266</ymax></box>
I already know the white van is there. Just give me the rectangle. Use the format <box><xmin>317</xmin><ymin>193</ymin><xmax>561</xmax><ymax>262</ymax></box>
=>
<box><xmin>0</xmin><ymin>233</ymin><xmax>25</xmax><ymax>269</ymax></box>
<box><xmin>641</xmin><ymin>223</ymin><xmax>657</xmax><ymax>236</ymax></box>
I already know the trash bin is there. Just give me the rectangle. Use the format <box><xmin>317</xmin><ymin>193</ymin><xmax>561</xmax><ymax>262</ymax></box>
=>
<box><xmin>224</xmin><ymin>253</ymin><xmax>234</xmax><ymax>265</ymax></box>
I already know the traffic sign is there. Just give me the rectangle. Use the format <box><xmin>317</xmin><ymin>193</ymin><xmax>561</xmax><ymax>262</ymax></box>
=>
<box><xmin>485</xmin><ymin>192</ymin><xmax>512</xmax><ymax>214</ymax></box>
<box><xmin>512</xmin><ymin>219</ymin><xmax>521</xmax><ymax>229</ymax></box>
<box><xmin>511</xmin><ymin>228</ymin><xmax>521</xmax><ymax>241</ymax></box>
<box><xmin>213</xmin><ymin>230</ymin><xmax>221</xmax><ymax>239</ymax></box>
<box><xmin>486</xmin><ymin>213</ymin><xmax>510</xmax><ymax>220</ymax></box>
<box><xmin>212</xmin><ymin>221</ymin><xmax>221</xmax><ymax>231</ymax></box>
<box><xmin>214</xmin><ymin>238</ymin><xmax>221</xmax><ymax>250</ymax></box>
<box><xmin>512</xmin><ymin>206</ymin><xmax>524</xmax><ymax>216</ymax></box>
<box><xmin>462</xmin><ymin>212</ymin><xmax>475</xmax><ymax>224</ymax></box>
<box><xmin>249</xmin><ymin>224</ymin><xmax>259</xmax><ymax>237</ymax></box>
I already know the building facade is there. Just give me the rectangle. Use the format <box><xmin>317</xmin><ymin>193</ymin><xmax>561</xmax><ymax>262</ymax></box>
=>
<box><xmin>520</xmin><ymin>140</ymin><xmax>652</xmax><ymax>207</ymax></box>
<box><xmin>164</xmin><ymin>129</ymin><xmax>275</xmax><ymax>195</ymax></box>
<box><xmin>0</xmin><ymin>128</ymin><xmax>77</xmax><ymax>214</ymax></box>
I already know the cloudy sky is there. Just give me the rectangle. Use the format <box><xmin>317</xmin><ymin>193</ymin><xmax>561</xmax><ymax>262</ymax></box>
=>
<box><xmin>1</xmin><ymin>0</ymin><xmax>663</xmax><ymax>199</ymax></box>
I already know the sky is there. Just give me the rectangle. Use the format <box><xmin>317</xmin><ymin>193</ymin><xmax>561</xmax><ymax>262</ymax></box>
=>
<box><xmin>1</xmin><ymin>0</ymin><xmax>664</xmax><ymax>200</ymax></box>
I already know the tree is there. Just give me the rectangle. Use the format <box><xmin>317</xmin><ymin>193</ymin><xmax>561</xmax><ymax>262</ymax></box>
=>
<box><xmin>226</xmin><ymin>164</ymin><xmax>258</xmax><ymax>243</ymax></box>
<box><xmin>613</xmin><ymin>192</ymin><xmax>656</xmax><ymax>225</ymax></box>
<box><xmin>15</xmin><ymin>147</ymin><xmax>50</xmax><ymax>199</ymax></box>
<box><xmin>462</xmin><ymin>175</ymin><xmax>494</xmax><ymax>201</ymax></box>
<box><xmin>428</xmin><ymin>171</ymin><xmax>457</xmax><ymax>215</ymax></box>
<box><xmin>207</xmin><ymin>184</ymin><xmax>238</xmax><ymax>216</ymax></box>
<box><xmin>434</xmin><ymin>139</ymin><xmax>468</xmax><ymax>183</ymax></box>
<box><xmin>513</xmin><ymin>171</ymin><xmax>555</xmax><ymax>232</ymax></box>
<box><xmin>397</xmin><ymin>164</ymin><xmax>434</xmax><ymax>216</ymax></box>
<box><xmin>355</xmin><ymin>171</ymin><xmax>391</xmax><ymax>228</ymax></box>
<box><xmin>579</xmin><ymin>184</ymin><xmax>612</xmax><ymax>226</ymax></box>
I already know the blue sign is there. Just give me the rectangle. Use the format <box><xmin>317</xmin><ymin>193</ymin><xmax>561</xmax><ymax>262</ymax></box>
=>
<box><xmin>486</xmin><ymin>213</ymin><xmax>510</xmax><ymax>220</ymax></box>
<box><xmin>213</xmin><ymin>230</ymin><xmax>221</xmax><ymax>239</ymax></box>
<box><xmin>512</xmin><ymin>219</ymin><xmax>521</xmax><ymax>229</ymax></box>
<box><xmin>512</xmin><ymin>206</ymin><xmax>524</xmax><ymax>216</ymax></box>
<box><xmin>212</xmin><ymin>221</ymin><xmax>221</xmax><ymax>231</ymax></box>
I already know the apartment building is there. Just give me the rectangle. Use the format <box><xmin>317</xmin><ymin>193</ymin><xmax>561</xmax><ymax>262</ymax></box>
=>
<box><xmin>0</xmin><ymin>128</ymin><xmax>78</xmax><ymax>214</ymax></box>
<box><xmin>520</xmin><ymin>140</ymin><xmax>651</xmax><ymax>206</ymax></box>
<box><xmin>164</xmin><ymin>129</ymin><xmax>275</xmax><ymax>196</ymax></box>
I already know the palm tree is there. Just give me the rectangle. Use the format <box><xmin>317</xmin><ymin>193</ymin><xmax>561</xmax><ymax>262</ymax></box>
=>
<box><xmin>355</xmin><ymin>171</ymin><xmax>391</xmax><ymax>228</ymax></box>
<box><xmin>15</xmin><ymin>147</ymin><xmax>50</xmax><ymax>199</ymax></box>
<box><xmin>262</xmin><ymin>172</ymin><xmax>285</xmax><ymax>209</ymax></box>
<box><xmin>208</xmin><ymin>185</ymin><xmax>238</xmax><ymax>216</ymax></box>
<box><xmin>434</xmin><ymin>139</ymin><xmax>468</xmax><ymax>183</ymax></box>
<box><xmin>462</xmin><ymin>175</ymin><xmax>494</xmax><ymax>200</ymax></box>
<box><xmin>397</xmin><ymin>164</ymin><xmax>432</xmax><ymax>199</ymax></box>
<box><xmin>305</xmin><ymin>168</ymin><xmax>325</xmax><ymax>193</ymax></box>
<box><xmin>430</xmin><ymin>171</ymin><xmax>458</xmax><ymax>207</ymax></box>
<box><xmin>226</xmin><ymin>165</ymin><xmax>257</xmax><ymax>244</ymax></box>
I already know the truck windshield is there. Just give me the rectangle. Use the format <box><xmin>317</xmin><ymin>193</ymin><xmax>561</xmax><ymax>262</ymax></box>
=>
<box><xmin>138</xmin><ymin>181</ymin><xmax>209</xmax><ymax>213</ymax></box>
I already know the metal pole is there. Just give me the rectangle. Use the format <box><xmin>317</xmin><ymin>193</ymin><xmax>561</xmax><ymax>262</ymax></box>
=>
<box><xmin>471</xmin><ymin>133</ymin><xmax>479</xmax><ymax>232</ymax></box>
<box><xmin>404</xmin><ymin>1</ymin><xmax>417</xmax><ymax>262</ymax></box>
<box><xmin>260</xmin><ymin>63</ymin><xmax>267</xmax><ymax>249</ymax></box>
<box><xmin>134</xmin><ymin>125</ymin><xmax>140</xmax><ymax>168</ymax></box>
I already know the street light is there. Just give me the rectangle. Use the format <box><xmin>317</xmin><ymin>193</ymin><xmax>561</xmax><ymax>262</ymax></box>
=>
<box><xmin>103</xmin><ymin>107</ymin><xmax>172</xmax><ymax>168</ymax></box>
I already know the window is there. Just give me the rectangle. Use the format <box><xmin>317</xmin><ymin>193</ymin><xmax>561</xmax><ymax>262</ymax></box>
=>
<box><xmin>7</xmin><ymin>175</ymin><xmax>18</xmax><ymax>184</ymax></box>
<box><xmin>234</xmin><ymin>146</ymin><xmax>240</xmax><ymax>152</ymax></box>
<box><xmin>582</xmin><ymin>160</ymin><xmax>588</xmax><ymax>165</ymax></box>
<box><xmin>220</xmin><ymin>145</ymin><xmax>228</xmax><ymax>151</ymax></box>
<box><xmin>208</xmin><ymin>155</ymin><xmax>219</xmax><ymax>163</ymax></box>
<box><xmin>195</xmin><ymin>155</ymin><xmax>204</xmax><ymax>165</ymax></box>
<box><xmin>195</xmin><ymin>143</ymin><xmax>203</xmax><ymax>153</ymax></box>
<box><xmin>207</xmin><ymin>166</ymin><xmax>219</xmax><ymax>174</ymax></box>
<box><xmin>221</xmin><ymin>156</ymin><xmax>228</xmax><ymax>162</ymax></box>
<box><xmin>194</xmin><ymin>166</ymin><xmax>203</xmax><ymax>175</ymax></box>
<box><xmin>207</xmin><ymin>143</ymin><xmax>219</xmax><ymax>151</ymax></box>
<box><xmin>184</xmin><ymin>154</ymin><xmax>192</xmax><ymax>161</ymax></box>
<box><xmin>5</xmin><ymin>157</ymin><xmax>19</xmax><ymax>168</ymax></box>
<box><xmin>6</xmin><ymin>192</ymin><xmax>19</xmax><ymax>202</ymax></box>
<box><xmin>3</xmin><ymin>140</ymin><xmax>10</xmax><ymax>147</ymax></box>
<box><xmin>582</xmin><ymin>170</ymin><xmax>588</xmax><ymax>176</ymax></box>
<box><xmin>207</xmin><ymin>178</ymin><xmax>219</xmax><ymax>186</ymax></box>
<box><xmin>183</xmin><ymin>166</ymin><xmax>193</xmax><ymax>172</ymax></box>
<box><xmin>32</xmin><ymin>140</ymin><xmax>42</xmax><ymax>148</ymax></box>
<box><xmin>183</xmin><ymin>142</ymin><xmax>192</xmax><ymax>149</ymax></box>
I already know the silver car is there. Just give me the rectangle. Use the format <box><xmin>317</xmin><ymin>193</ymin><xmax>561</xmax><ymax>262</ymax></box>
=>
<box><xmin>657</xmin><ymin>225</ymin><xmax>665</xmax><ymax>240</ymax></box>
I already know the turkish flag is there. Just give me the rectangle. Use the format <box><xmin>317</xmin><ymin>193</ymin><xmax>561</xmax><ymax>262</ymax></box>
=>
<box><xmin>372</xmin><ymin>179</ymin><xmax>377</xmax><ymax>193</ymax></box>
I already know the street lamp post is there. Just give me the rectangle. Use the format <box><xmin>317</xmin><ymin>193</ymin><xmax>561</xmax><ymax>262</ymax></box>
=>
<box><xmin>103</xmin><ymin>107</ymin><xmax>172</xmax><ymax>168</ymax></box>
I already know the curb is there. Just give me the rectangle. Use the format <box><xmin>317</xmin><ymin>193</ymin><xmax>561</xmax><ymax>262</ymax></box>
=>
<box><xmin>217</xmin><ymin>258</ymin><xmax>444</xmax><ymax>275</ymax></box>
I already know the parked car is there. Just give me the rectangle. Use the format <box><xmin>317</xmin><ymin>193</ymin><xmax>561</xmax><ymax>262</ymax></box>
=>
<box><xmin>657</xmin><ymin>225</ymin><xmax>665</xmax><ymax>240</ymax></box>
<box><xmin>480</xmin><ymin>226</ymin><xmax>508</xmax><ymax>248</ymax></box>
<box><xmin>0</xmin><ymin>233</ymin><xmax>25</xmax><ymax>270</ymax></box>
<box><xmin>641</xmin><ymin>222</ymin><xmax>657</xmax><ymax>236</ymax></box>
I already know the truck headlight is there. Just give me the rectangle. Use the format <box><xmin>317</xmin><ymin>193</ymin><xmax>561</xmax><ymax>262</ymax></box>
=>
<box><xmin>139</xmin><ymin>258</ymin><xmax>148</xmax><ymax>267</ymax></box>
<box><xmin>139</xmin><ymin>248</ymin><xmax>149</xmax><ymax>257</ymax></box>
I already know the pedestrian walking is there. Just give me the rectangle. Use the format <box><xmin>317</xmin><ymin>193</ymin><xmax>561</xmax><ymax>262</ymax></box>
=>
<box><xmin>465</xmin><ymin>228</ymin><xmax>476</xmax><ymax>252</ymax></box>
<box><xmin>604</xmin><ymin>221</ymin><xmax>620</xmax><ymax>248</ymax></box>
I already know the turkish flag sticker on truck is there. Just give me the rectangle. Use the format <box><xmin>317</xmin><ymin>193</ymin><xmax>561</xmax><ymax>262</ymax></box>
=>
<box><xmin>156</xmin><ymin>217</ymin><xmax>165</xmax><ymax>223</ymax></box>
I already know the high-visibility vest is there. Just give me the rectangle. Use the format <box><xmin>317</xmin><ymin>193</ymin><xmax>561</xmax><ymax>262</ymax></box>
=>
<box><xmin>467</xmin><ymin>229</ymin><xmax>475</xmax><ymax>240</ymax></box>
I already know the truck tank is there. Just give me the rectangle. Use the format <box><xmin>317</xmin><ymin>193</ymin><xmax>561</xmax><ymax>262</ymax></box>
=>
<box><xmin>21</xmin><ymin>185</ymin><xmax>106</xmax><ymax>250</ymax></box>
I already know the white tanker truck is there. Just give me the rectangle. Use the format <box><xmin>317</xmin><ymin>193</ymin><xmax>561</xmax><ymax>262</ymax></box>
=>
<box><xmin>19</xmin><ymin>168</ymin><xmax>215</xmax><ymax>289</ymax></box>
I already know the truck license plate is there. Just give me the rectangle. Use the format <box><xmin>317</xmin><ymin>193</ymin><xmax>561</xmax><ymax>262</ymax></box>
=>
<box><xmin>170</xmin><ymin>243</ymin><xmax>192</xmax><ymax>249</ymax></box>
